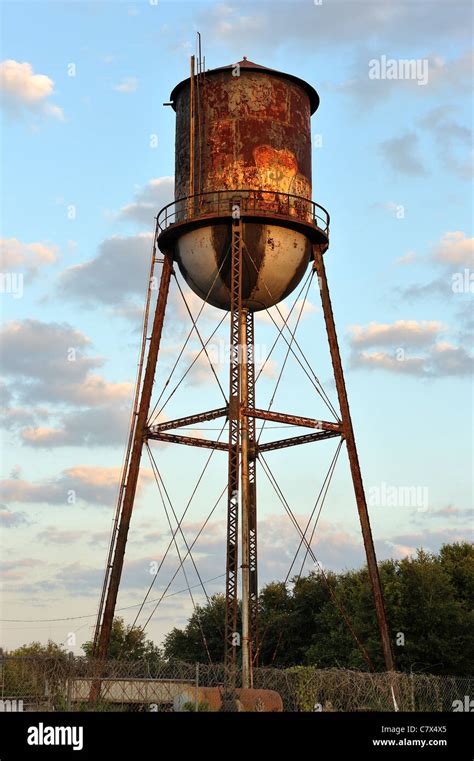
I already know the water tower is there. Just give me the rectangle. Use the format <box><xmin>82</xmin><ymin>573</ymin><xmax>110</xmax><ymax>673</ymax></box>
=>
<box><xmin>92</xmin><ymin>56</ymin><xmax>395</xmax><ymax>690</ymax></box>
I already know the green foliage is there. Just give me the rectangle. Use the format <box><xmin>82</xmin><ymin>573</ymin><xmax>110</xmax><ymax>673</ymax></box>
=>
<box><xmin>7</xmin><ymin>640</ymin><xmax>67</xmax><ymax>657</ymax></box>
<box><xmin>181</xmin><ymin>700</ymin><xmax>211</xmax><ymax>712</ymax></box>
<box><xmin>4</xmin><ymin>640</ymin><xmax>68</xmax><ymax>699</ymax></box>
<box><xmin>55</xmin><ymin>696</ymin><xmax>121</xmax><ymax>713</ymax></box>
<box><xmin>163</xmin><ymin>594</ymin><xmax>229</xmax><ymax>663</ymax></box>
<box><xmin>163</xmin><ymin>543</ymin><xmax>474</xmax><ymax>676</ymax></box>
<box><xmin>285</xmin><ymin>666</ymin><xmax>321</xmax><ymax>712</ymax></box>
<box><xmin>81</xmin><ymin>617</ymin><xmax>162</xmax><ymax>662</ymax></box>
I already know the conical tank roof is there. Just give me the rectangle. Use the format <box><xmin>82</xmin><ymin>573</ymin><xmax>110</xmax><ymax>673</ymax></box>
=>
<box><xmin>169</xmin><ymin>57</ymin><xmax>320</xmax><ymax>114</ymax></box>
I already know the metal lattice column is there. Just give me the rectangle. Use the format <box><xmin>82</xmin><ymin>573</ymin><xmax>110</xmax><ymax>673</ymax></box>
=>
<box><xmin>224</xmin><ymin>217</ymin><xmax>243</xmax><ymax>672</ymax></box>
<box><xmin>245</xmin><ymin>311</ymin><xmax>258</xmax><ymax>669</ymax></box>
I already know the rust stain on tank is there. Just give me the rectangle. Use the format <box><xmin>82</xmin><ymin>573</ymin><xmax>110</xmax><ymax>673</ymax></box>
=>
<box><xmin>173</xmin><ymin>63</ymin><xmax>314</xmax><ymax>221</ymax></box>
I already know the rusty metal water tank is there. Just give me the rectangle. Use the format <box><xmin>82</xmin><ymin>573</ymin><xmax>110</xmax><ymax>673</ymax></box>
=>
<box><xmin>158</xmin><ymin>58</ymin><xmax>329</xmax><ymax>311</ymax></box>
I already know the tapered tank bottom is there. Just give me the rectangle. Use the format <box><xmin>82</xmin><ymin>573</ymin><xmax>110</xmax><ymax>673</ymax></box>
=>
<box><xmin>174</xmin><ymin>221</ymin><xmax>312</xmax><ymax>312</ymax></box>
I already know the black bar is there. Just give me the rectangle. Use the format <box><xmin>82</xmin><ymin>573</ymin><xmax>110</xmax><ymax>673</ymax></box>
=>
<box><xmin>0</xmin><ymin>711</ymin><xmax>471</xmax><ymax>759</ymax></box>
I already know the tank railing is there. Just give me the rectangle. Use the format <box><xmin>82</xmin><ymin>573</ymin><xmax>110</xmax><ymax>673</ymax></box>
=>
<box><xmin>157</xmin><ymin>189</ymin><xmax>330</xmax><ymax>236</ymax></box>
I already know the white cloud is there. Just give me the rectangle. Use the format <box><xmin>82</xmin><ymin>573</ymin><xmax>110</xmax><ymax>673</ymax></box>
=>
<box><xmin>401</xmin><ymin>231</ymin><xmax>474</xmax><ymax>301</ymax></box>
<box><xmin>58</xmin><ymin>233</ymin><xmax>153</xmax><ymax>306</ymax></box>
<box><xmin>348</xmin><ymin>320</ymin><xmax>444</xmax><ymax>348</ymax></box>
<box><xmin>348</xmin><ymin>320</ymin><xmax>473</xmax><ymax>377</ymax></box>
<box><xmin>351</xmin><ymin>351</ymin><xmax>428</xmax><ymax>375</ymax></box>
<box><xmin>113</xmin><ymin>76</ymin><xmax>139</xmax><ymax>93</ymax></box>
<box><xmin>2</xmin><ymin>405</ymin><xmax>49</xmax><ymax>431</ymax></box>
<box><xmin>0</xmin><ymin>505</ymin><xmax>29</xmax><ymax>528</ymax></box>
<box><xmin>116</xmin><ymin>177</ymin><xmax>174</xmax><ymax>227</ymax></box>
<box><xmin>379</xmin><ymin>132</ymin><xmax>428</xmax><ymax>176</ymax></box>
<box><xmin>257</xmin><ymin>299</ymin><xmax>319</xmax><ymax>327</ymax></box>
<box><xmin>0</xmin><ymin>238</ymin><xmax>58</xmax><ymax>273</ymax></box>
<box><xmin>1</xmin><ymin>466</ymin><xmax>152</xmax><ymax>507</ymax></box>
<box><xmin>0</xmin><ymin>59</ymin><xmax>64</xmax><ymax>120</ymax></box>
<box><xmin>56</xmin><ymin>223</ymin><xmax>195</xmax><ymax>335</ymax></box>
<box><xmin>36</xmin><ymin>527</ymin><xmax>83</xmax><ymax>544</ymax></box>
<box><xmin>418</xmin><ymin>106</ymin><xmax>473</xmax><ymax>180</ymax></box>
<box><xmin>423</xmin><ymin>48</ymin><xmax>473</xmax><ymax>92</ymax></box>
<box><xmin>395</xmin><ymin>251</ymin><xmax>416</xmax><ymax>266</ymax></box>
<box><xmin>329</xmin><ymin>49</ymin><xmax>473</xmax><ymax>110</ymax></box>
<box><xmin>0</xmin><ymin>558</ymin><xmax>43</xmax><ymax>581</ymax></box>
<box><xmin>1</xmin><ymin>319</ymin><xmax>132</xmax><ymax>407</ymax></box>
<box><xmin>195</xmin><ymin>2</ymin><xmax>471</xmax><ymax>54</ymax></box>
<box><xmin>20</xmin><ymin>406</ymin><xmax>131</xmax><ymax>448</ymax></box>
<box><xmin>430</xmin><ymin>342</ymin><xmax>474</xmax><ymax>377</ymax></box>
<box><xmin>55</xmin><ymin>179</ymin><xmax>175</xmax><ymax>324</ymax></box>
<box><xmin>432</xmin><ymin>231</ymin><xmax>473</xmax><ymax>267</ymax></box>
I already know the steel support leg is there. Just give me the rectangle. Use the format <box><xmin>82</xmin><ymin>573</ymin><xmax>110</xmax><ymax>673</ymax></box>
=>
<box><xmin>90</xmin><ymin>252</ymin><xmax>173</xmax><ymax>698</ymax></box>
<box><xmin>313</xmin><ymin>247</ymin><xmax>395</xmax><ymax>673</ymax></box>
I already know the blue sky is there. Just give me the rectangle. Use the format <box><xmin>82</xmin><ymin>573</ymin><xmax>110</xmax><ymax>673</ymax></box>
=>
<box><xmin>0</xmin><ymin>0</ymin><xmax>472</xmax><ymax>654</ymax></box>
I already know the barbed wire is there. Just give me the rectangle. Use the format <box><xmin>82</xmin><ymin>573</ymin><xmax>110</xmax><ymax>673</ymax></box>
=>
<box><xmin>0</xmin><ymin>655</ymin><xmax>471</xmax><ymax>713</ymax></box>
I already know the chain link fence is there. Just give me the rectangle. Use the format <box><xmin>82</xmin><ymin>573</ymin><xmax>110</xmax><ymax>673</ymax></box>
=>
<box><xmin>0</xmin><ymin>655</ymin><xmax>471</xmax><ymax>712</ymax></box>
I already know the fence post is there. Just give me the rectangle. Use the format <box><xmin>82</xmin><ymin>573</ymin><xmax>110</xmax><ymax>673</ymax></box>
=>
<box><xmin>434</xmin><ymin>679</ymin><xmax>442</xmax><ymax>711</ymax></box>
<box><xmin>410</xmin><ymin>672</ymin><xmax>415</xmax><ymax>712</ymax></box>
<box><xmin>66</xmin><ymin>652</ymin><xmax>74</xmax><ymax>711</ymax></box>
<box><xmin>195</xmin><ymin>663</ymin><xmax>199</xmax><ymax>712</ymax></box>
<box><xmin>44</xmin><ymin>673</ymin><xmax>50</xmax><ymax>711</ymax></box>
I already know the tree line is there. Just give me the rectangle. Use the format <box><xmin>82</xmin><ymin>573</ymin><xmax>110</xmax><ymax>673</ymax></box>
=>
<box><xmin>6</xmin><ymin>542</ymin><xmax>473</xmax><ymax>676</ymax></box>
<box><xmin>162</xmin><ymin>542</ymin><xmax>473</xmax><ymax>675</ymax></box>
